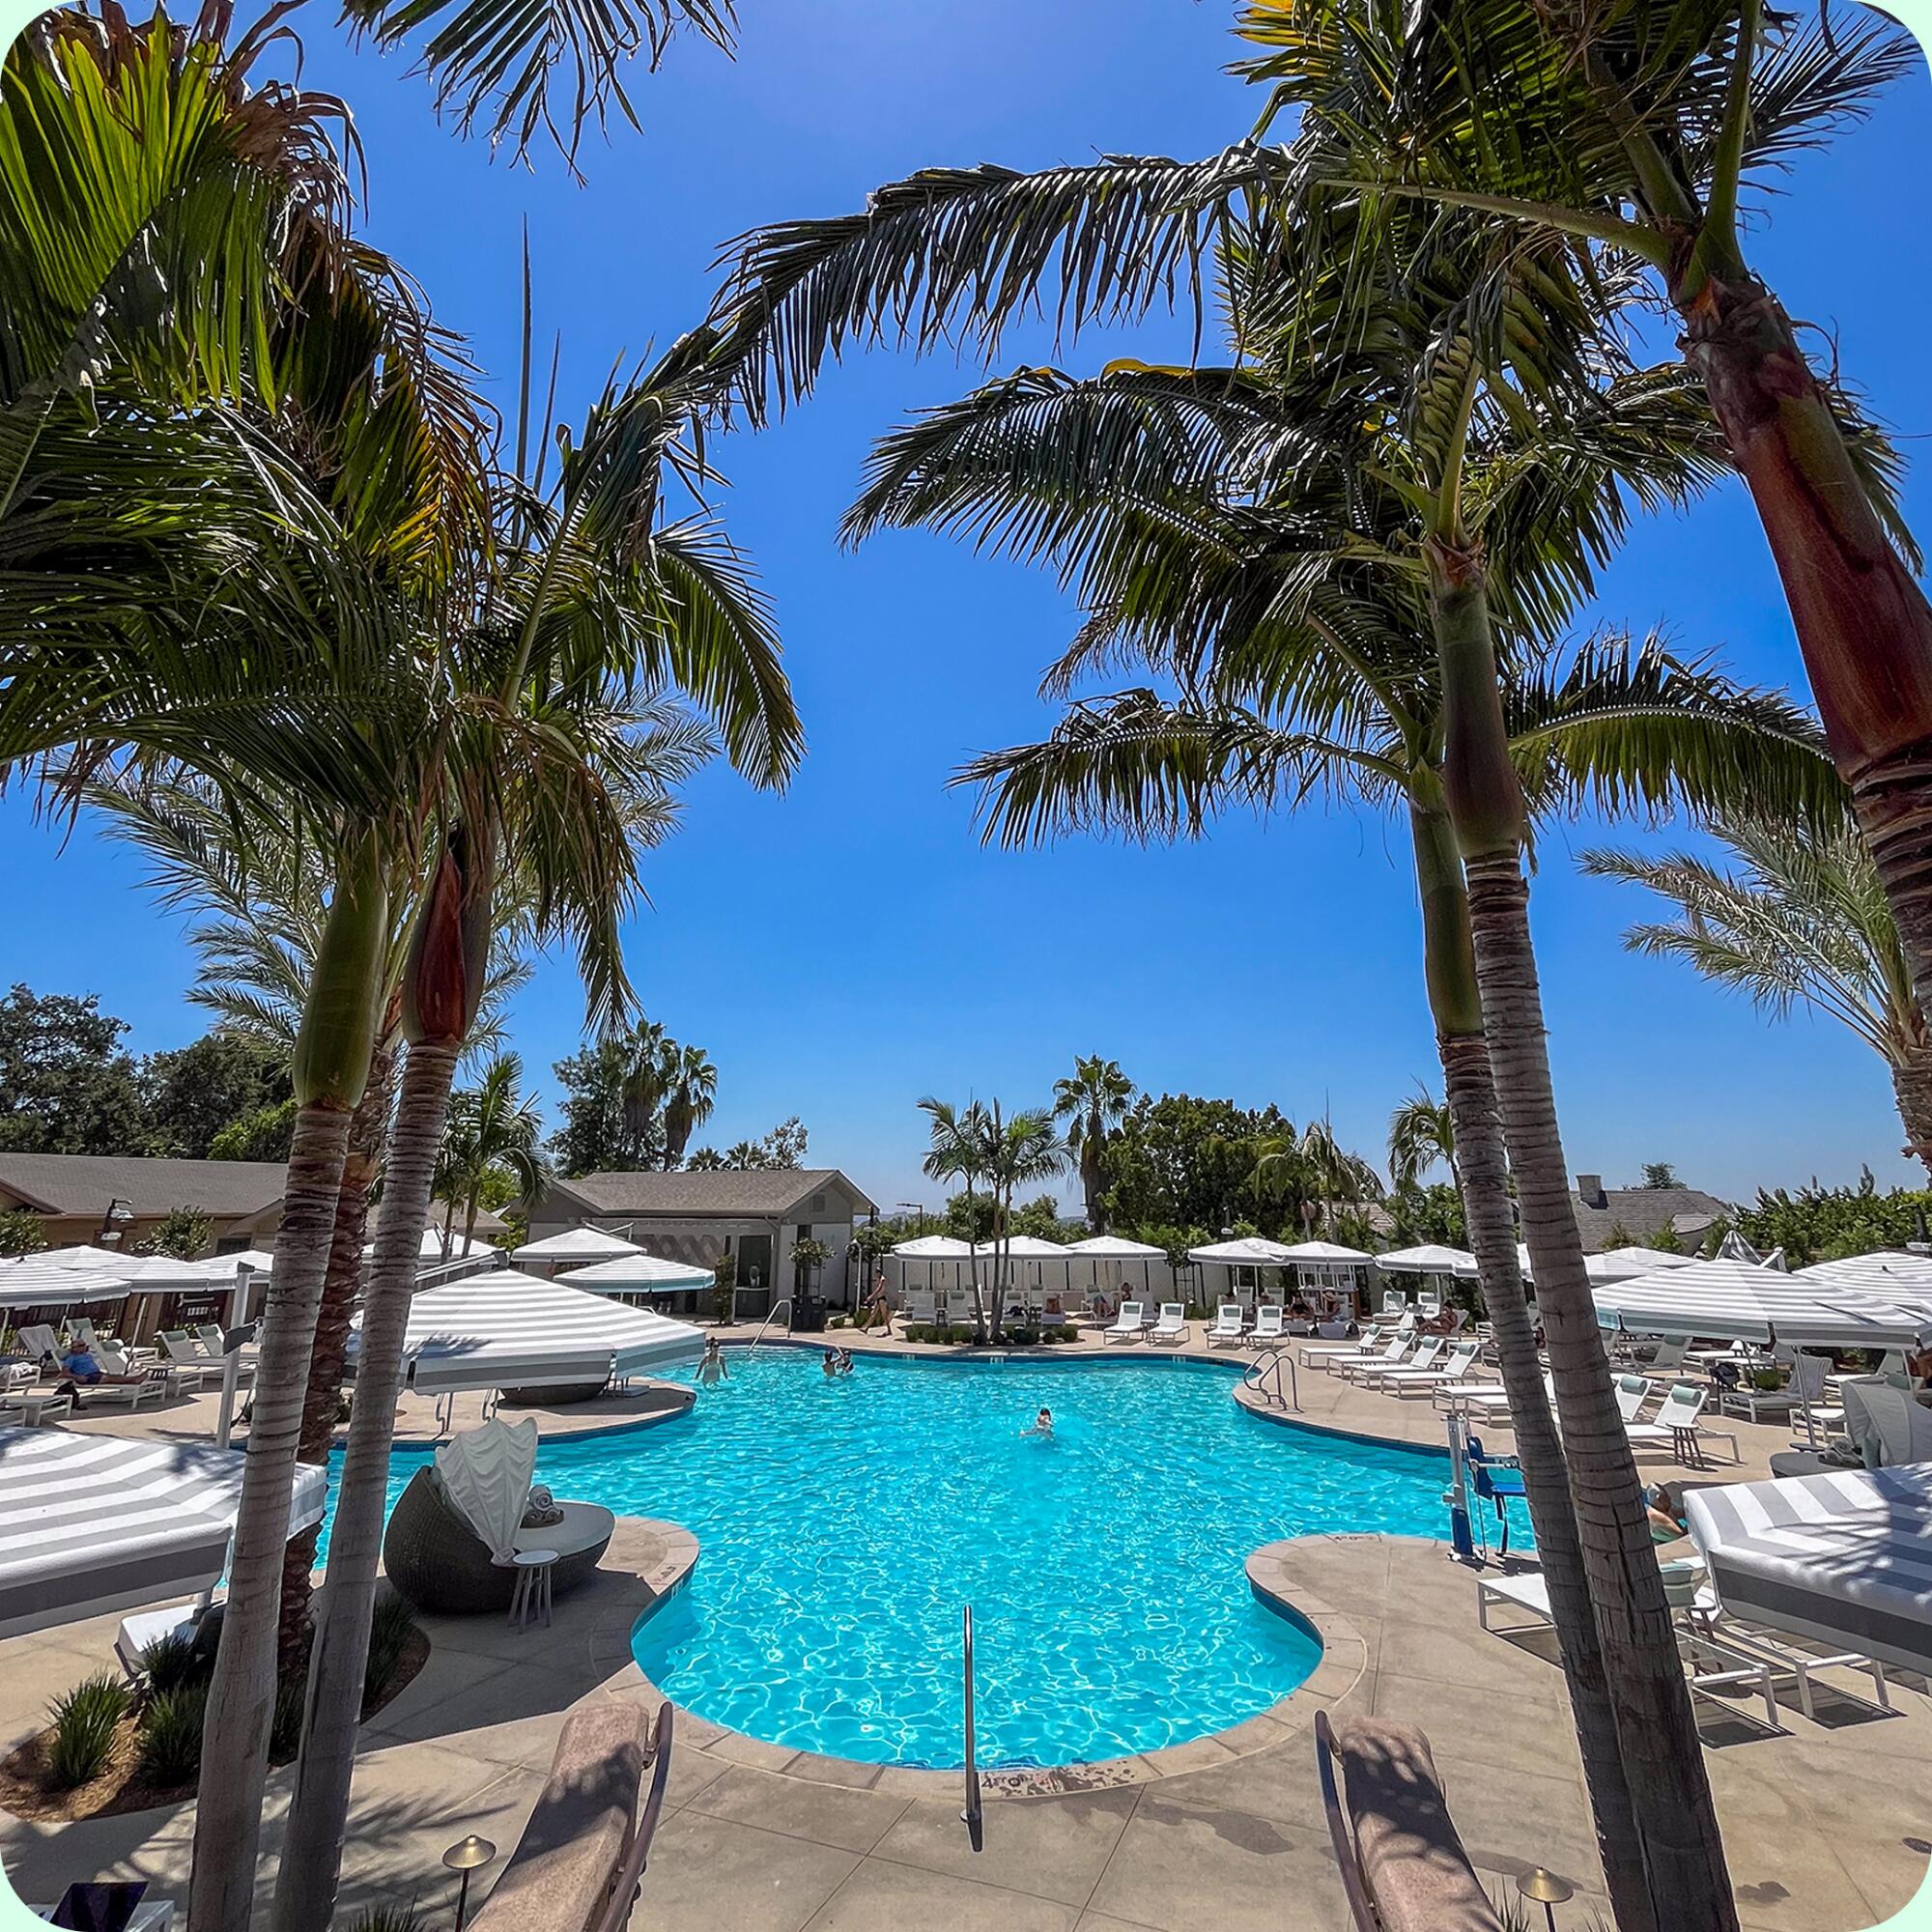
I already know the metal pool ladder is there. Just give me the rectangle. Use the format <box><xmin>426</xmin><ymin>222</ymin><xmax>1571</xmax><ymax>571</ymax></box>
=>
<box><xmin>961</xmin><ymin>1605</ymin><xmax>983</xmax><ymax>1852</ymax></box>
<box><xmin>1243</xmin><ymin>1346</ymin><xmax>1300</xmax><ymax>1410</ymax></box>
<box><xmin>749</xmin><ymin>1296</ymin><xmax>793</xmax><ymax>1350</ymax></box>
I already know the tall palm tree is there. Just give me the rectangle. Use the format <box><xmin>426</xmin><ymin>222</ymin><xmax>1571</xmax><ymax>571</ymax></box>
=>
<box><xmin>1235</xmin><ymin>0</ymin><xmax>1932</xmax><ymax>1107</ymax></box>
<box><xmin>662</xmin><ymin>1041</ymin><xmax>719</xmax><ymax>1167</ymax></box>
<box><xmin>1264</xmin><ymin>1119</ymin><xmax>1382</xmax><ymax>1237</ymax></box>
<box><xmin>619</xmin><ymin>1019</ymin><xmax>676</xmax><ymax>1164</ymax></box>
<box><xmin>273</xmin><ymin>327</ymin><xmax>800</xmax><ymax>1932</ymax></box>
<box><xmin>918</xmin><ymin>1095</ymin><xmax>992</xmax><ymax>1340</ymax></box>
<box><xmin>2</xmin><ymin>18</ymin><xmax>490</xmax><ymax>1923</ymax></box>
<box><xmin>976</xmin><ymin>1102</ymin><xmax>1068</xmax><ymax>1342</ymax></box>
<box><xmin>1051</xmin><ymin>1055</ymin><xmax>1133</xmax><ymax>1230</ymax></box>
<box><xmin>1388</xmin><ymin>1089</ymin><xmax>1457</xmax><ymax>1193</ymax></box>
<box><xmin>438</xmin><ymin>1052</ymin><xmax>551</xmax><ymax>1246</ymax></box>
<box><xmin>1582</xmin><ymin>819</ymin><xmax>1932</xmax><ymax>1178</ymax></box>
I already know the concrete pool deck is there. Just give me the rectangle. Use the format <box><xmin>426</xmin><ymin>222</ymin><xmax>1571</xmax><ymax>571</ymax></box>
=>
<box><xmin>4</xmin><ymin>1328</ymin><xmax>1927</xmax><ymax>1929</ymax></box>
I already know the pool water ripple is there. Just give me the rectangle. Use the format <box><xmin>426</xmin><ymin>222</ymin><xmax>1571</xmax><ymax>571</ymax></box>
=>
<box><xmin>335</xmin><ymin>1348</ymin><xmax>1497</xmax><ymax>1769</ymax></box>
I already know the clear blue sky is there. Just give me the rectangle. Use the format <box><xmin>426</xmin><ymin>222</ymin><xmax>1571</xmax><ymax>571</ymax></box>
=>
<box><xmin>6</xmin><ymin>2</ymin><xmax>1929</xmax><ymax>1214</ymax></box>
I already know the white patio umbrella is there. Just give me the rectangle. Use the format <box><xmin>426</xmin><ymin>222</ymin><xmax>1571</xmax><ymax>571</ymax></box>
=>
<box><xmin>1188</xmin><ymin>1236</ymin><xmax>1297</xmax><ymax>1305</ymax></box>
<box><xmin>127</xmin><ymin>1248</ymin><xmax>278</xmax><ymax>1288</ymax></box>
<box><xmin>1794</xmin><ymin>1250</ymin><xmax>1932</xmax><ymax>1300</ymax></box>
<box><xmin>887</xmin><ymin>1235</ymin><xmax>977</xmax><ymax>1301</ymax></box>
<box><xmin>555</xmin><ymin>1253</ymin><xmax>716</xmax><ymax>1296</ymax></box>
<box><xmin>1593</xmin><ymin>1257</ymin><xmax>1930</xmax><ymax>1348</ymax></box>
<box><xmin>0</xmin><ymin>1255</ymin><xmax>132</xmax><ymax>1307</ymax></box>
<box><xmin>0</xmin><ymin>1430</ymin><xmax>325</xmax><ymax>1639</ymax></box>
<box><xmin>512</xmin><ymin>1226</ymin><xmax>647</xmax><ymax>1266</ymax></box>
<box><xmin>364</xmin><ymin>1268</ymin><xmax>705</xmax><ymax>1397</ymax></box>
<box><xmin>1377</xmin><ymin>1242</ymin><xmax>1476</xmax><ymax>1272</ymax></box>
<box><xmin>1598</xmin><ymin>1244</ymin><xmax>1700</xmax><ymax>1275</ymax></box>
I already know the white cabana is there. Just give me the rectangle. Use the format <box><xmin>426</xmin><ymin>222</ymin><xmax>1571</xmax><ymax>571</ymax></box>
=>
<box><xmin>0</xmin><ymin>1430</ymin><xmax>326</xmax><ymax>1639</ymax></box>
<box><xmin>1188</xmin><ymin>1236</ymin><xmax>1297</xmax><ymax>1305</ymax></box>
<box><xmin>512</xmin><ymin>1226</ymin><xmax>647</xmax><ymax>1268</ymax></box>
<box><xmin>0</xmin><ymin>1255</ymin><xmax>132</xmax><ymax>1308</ymax></box>
<box><xmin>555</xmin><ymin>1253</ymin><xmax>716</xmax><ymax>1297</ymax></box>
<box><xmin>1063</xmin><ymin>1235</ymin><xmax>1171</xmax><ymax>1304</ymax></box>
<box><xmin>371</xmin><ymin>1268</ymin><xmax>705</xmax><ymax>1399</ymax></box>
<box><xmin>886</xmin><ymin>1235</ymin><xmax>977</xmax><ymax>1298</ymax></box>
<box><xmin>1277</xmin><ymin>1239</ymin><xmax>1374</xmax><ymax>1310</ymax></box>
<box><xmin>1593</xmin><ymin>1257</ymin><xmax>1931</xmax><ymax>1349</ymax></box>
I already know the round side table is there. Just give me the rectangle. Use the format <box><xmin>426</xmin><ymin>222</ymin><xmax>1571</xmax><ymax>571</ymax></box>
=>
<box><xmin>508</xmin><ymin>1548</ymin><xmax>557</xmax><ymax>1630</ymax></box>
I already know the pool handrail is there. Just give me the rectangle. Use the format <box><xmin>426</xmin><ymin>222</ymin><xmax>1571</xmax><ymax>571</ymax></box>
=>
<box><xmin>749</xmin><ymin>1296</ymin><xmax>794</xmax><ymax>1350</ymax></box>
<box><xmin>961</xmin><ymin>1604</ymin><xmax>983</xmax><ymax>1853</ymax></box>
<box><xmin>1243</xmin><ymin>1346</ymin><xmax>1301</xmax><ymax>1410</ymax></box>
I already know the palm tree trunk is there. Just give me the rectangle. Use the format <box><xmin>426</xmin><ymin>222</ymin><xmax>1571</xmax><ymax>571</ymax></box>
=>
<box><xmin>1679</xmin><ymin>268</ymin><xmax>1932</xmax><ymax>1026</ymax></box>
<box><xmin>272</xmin><ymin>1038</ymin><xmax>461</xmax><ymax>1932</ymax></box>
<box><xmin>1409</xmin><ymin>803</ymin><xmax>1655</xmax><ymax>1931</ymax></box>
<box><xmin>1889</xmin><ymin>1042</ymin><xmax>1932</xmax><ymax>1183</ymax></box>
<box><xmin>189</xmin><ymin>1103</ymin><xmax>352</xmax><ymax>1932</ymax></box>
<box><xmin>1463</xmin><ymin>849</ymin><xmax>1738</xmax><ymax>1932</ymax></box>
<box><xmin>965</xmin><ymin>1180</ymin><xmax>989</xmax><ymax>1343</ymax></box>
<box><xmin>277</xmin><ymin>1037</ymin><xmax>398</xmax><ymax>1674</ymax></box>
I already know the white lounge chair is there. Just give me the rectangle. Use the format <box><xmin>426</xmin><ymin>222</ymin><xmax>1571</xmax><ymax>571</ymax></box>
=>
<box><xmin>1329</xmin><ymin>1334</ymin><xmax>1416</xmax><ymax>1381</ymax></box>
<box><xmin>1627</xmin><ymin>1382</ymin><xmax>1740</xmax><ymax>1466</ymax></box>
<box><xmin>1252</xmin><ymin>1305</ymin><xmax>1287</xmax><ymax>1345</ymax></box>
<box><xmin>1299</xmin><ymin>1321</ymin><xmax>1384</xmax><ymax>1368</ymax></box>
<box><xmin>1150</xmin><ymin>1303</ymin><xmax>1188</xmax><ymax>1347</ymax></box>
<box><xmin>1357</xmin><ymin>1335</ymin><xmax>1443</xmax><ymax>1388</ymax></box>
<box><xmin>1</xmin><ymin>1386</ymin><xmax>73</xmax><ymax>1426</ymax></box>
<box><xmin>1614</xmin><ymin>1374</ymin><xmax>1657</xmax><ymax>1424</ymax></box>
<box><xmin>902</xmin><ymin>1289</ymin><xmax>936</xmax><ymax>1325</ymax></box>
<box><xmin>1206</xmin><ymin>1304</ymin><xmax>1248</xmax><ymax>1349</ymax></box>
<box><xmin>1476</xmin><ymin>1566</ymin><xmax>1781</xmax><ymax>1731</ymax></box>
<box><xmin>15</xmin><ymin>1323</ymin><xmax>60</xmax><ymax>1370</ymax></box>
<box><xmin>1103</xmin><ymin>1300</ymin><xmax>1147</xmax><ymax>1343</ymax></box>
<box><xmin>159</xmin><ymin>1330</ymin><xmax>225</xmax><ymax>1389</ymax></box>
<box><xmin>1381</xmin><ymin>1339</ymin><xmax>1482</xmax><ymax>1398</ymax></box>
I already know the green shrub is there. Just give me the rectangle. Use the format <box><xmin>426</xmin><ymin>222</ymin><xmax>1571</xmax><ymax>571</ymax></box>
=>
<box><xmin>45</xmin><ymin>1675</ymin><xmax>131</xmax><ymax>1789</ymax></box>
<box><xmin>827</xmin><ymin>1314</ymin><xmax>848</xmax><ymax>1328</ymax></box>
<box><xmin>343</xmin><ymin>1909</ymin><xmax>423</xmax><ymax>1932</ymax></box>
<box><xmin>137</xmin><ymin>1684</ymin><xmax>208</xmax><ymax>1787</ymax></box>
<box><xmin>138</xmin><ymin>1630</ymin><xmax>208</xmax><ymax>1697</ymax></box>
<box><xmin>364</xmin><ymin>1592</ymin><xmax>419</xmax><ymax>1701</ymax></box>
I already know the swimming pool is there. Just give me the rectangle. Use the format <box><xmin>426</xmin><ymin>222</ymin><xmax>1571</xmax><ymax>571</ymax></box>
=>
<box><xmin>334</xmin><ymin>1347</ymin><xmax>1490</xmax><ymax>1770</ymax></box>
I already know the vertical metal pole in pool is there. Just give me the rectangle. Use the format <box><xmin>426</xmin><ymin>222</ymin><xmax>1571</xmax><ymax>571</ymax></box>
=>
<box><xmin>960</xmin><ymin>1605</ymin><xmax>983</xmax><ymax>1851</ymax></box>
<box><xmin>1444</xmin><ymin>1410</ymin><xmax>1475</xmax><ymax>1561</ymax></box>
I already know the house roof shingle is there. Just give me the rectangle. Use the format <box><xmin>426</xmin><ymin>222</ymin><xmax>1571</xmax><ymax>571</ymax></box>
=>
<box><xmin>546</xmin><ymin>1167</ymin><xmax>876</xmax><ymax>1219</ymax></box>
<box><xmin>0</xmin><ymin>1152</ymin><xmax>287</xmax><ymax>1219</ymax></box>
<box><xmin>1572</xmin><ymin>1184</ymin><xmax>1731</xmax><ymax>1255</ymax></box>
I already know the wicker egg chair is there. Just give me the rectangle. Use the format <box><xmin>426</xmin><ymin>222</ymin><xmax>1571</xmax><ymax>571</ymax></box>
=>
<box><xmin>383</xmin><ymin>1465</ymin><xmax>615</xmax><ymax>1614</ymax></box>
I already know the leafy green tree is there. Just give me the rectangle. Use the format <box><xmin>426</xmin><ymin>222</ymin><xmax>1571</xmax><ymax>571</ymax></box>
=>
<box><xmin>1735</xmin><ymin>1173</ymin><xmax>1932</xmax><ymax>1267</ymax></box>
<box><xmin>1640</xmin><ymin>1162</ymin><xmax>1683</xmax><ymax>1191</ymax></box>
<box><xmin>975</xmin><ymin>1102</ymin><xmax>1068</xmax><ymax>1343</ymax></box>
<box><xmin>142</xmin><ymin>1033</ymin><xmax>291</xmax><ymax>1158</ymax></box>
<box><xmin>1052</xmin><ymin>1055</ymin><xmax>1134</xmax><ymax>1231</ymax></box>
<box><xmin>136</xmin><ymin>1205</ymin><xmax>215</xmax><ymax>1259</ymax></box>
<box><xmin>0</xmin><ymin>1208</ymin><xmax>48</xmax><ymax>1256</ymax></box>
<box><xmin>939</xmin><ymin>1188</ymin><xmax>996</xmax><ymax>1243</ymax></box>
<box><xmin>209</xmin><ymin>1099</ymin><xmax>299</xmax><ymax>1163</ymax></box>
<box><xmin>1384</xmin><ymin>1182</ymin><xmax>1465</xmax><ymax>1248</ymax></box>
<box><xmin>1584</xmin><ymin>820</ymin><xmax>1932</xmax><ymax>1179</ymax></box>
<box><xmin>1100</xmin><ymin>1094</ymin><xmax>1294</xmax><ymax>1236</ymax></box>
<box><xmin>0</xmin><ymin>985</ymin><xmax>147</xmax><ymax>1156</ymax></box>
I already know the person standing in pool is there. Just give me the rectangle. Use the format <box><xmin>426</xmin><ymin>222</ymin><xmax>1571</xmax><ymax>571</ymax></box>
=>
<box><xmin>696</xmin><ymin>1337</ymin><xmax>728</xmax><ymax>1386</ymax></box>
<box><xmin>1024</xmin><ymin>1406</ymin><xmax>1053</xmax><ymax>1437</ymax></box>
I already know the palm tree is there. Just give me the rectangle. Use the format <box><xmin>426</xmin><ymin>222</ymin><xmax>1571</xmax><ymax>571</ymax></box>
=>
<box><xmin>1051</xmin><ymin>1055</ymin><xmax>1133</xmax><ymax>1231</ymax></box>
<box><xmin>713</xmin><ymin>151</ymin><xmax>1845</xmax><ymax>1913</ymax></box>
<box><xmin>438</xmin><ymin>1053</ymin><xmax>551</xmax><ymax>1247</ymax></box>
<box><xmin>918</xmin><ymin>1095</ymin><xmax>992</xmax><ymax>1341</ymax></box>
<box><xmin>976</xmin><ymin>1102</ymin><xmax>1068</xmax><ymax>1342</ymax></box>
<box><xmin>2</xmin><ymin>18</ymin><xmax>492</xmax><ymax>1922</ymax></box>
<box><xmin>1234</xmin><ymin>0</ymin><xmax>1932</xmax><ymax>1110</ymax></box>
<box><xmin>1267</xmin><ymin>1119</ymin><xmax>1382</xmax><ymax>1238</ymax></box>
<box><xmin>272</xmin><ymin>327</ymin><xmax>800</xmax><ymax>1932</ymax></box>
<box><xmin>662</xmin><ymin>1042</ymin><xmax>719</xmax><ymax>1167</ymax></box>
<box><xmin>619</xmin><ymin>1019</ymin><xmax>676</xmax><ymax>1164</ymax></box>
<box><xmin>1388</xmin><ymin>1089</ymin><xmax>1458</xmax><ymax>1193</ymax></box>
<box><xmin>1582</xmin><ymin>819</ymin><xmax>1932</xmax><ymax>1178</ymax></box>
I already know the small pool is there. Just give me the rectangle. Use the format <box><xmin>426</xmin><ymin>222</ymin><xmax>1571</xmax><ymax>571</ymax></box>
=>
<box><xmin>331</xmin><ymin>1348</ymin><xmax>1501</xmax><ymax>1770</ymax></box>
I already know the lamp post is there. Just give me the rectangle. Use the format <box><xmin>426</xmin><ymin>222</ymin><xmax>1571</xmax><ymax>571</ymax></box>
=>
<box><xmin>1516</xmin><ymin>1867</ymin><xmax>1574</xmax><ymax>1932</ymax></box>
<box><xmin>442</xmin><ymin>1833</ymin><xmax>496</xmax><ymax>1930</ymax></box>
<box><xmin>97</xmin><ymin>1197</ymin><xmax>134</xmax><ymax>1246</ymax></box>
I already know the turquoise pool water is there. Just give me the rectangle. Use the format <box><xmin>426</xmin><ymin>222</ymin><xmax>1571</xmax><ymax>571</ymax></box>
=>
<box><xmin>331</xmin><ymin>1348</ymin><xmax>1492</xmax><ymax>1770</ymax></box>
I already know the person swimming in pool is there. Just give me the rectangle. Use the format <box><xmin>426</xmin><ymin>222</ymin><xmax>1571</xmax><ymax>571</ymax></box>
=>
<box><xmin>696</xmin><ymin>1337</ymin><xmax>728</xmax><ymax>1386</ymax></box>
<box><xmin>1024</xmin><ymin>1406</ymin><xmax>1053</xmax><ymax>1438</ymax></box>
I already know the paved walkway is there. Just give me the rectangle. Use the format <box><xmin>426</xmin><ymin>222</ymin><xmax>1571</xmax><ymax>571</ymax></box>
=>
<box><xmin>4</xmin><ymin>1327</ymin><xmax>1926</xmax><ymax>1929</ymax></box>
